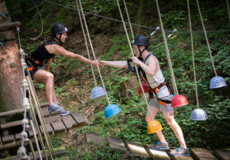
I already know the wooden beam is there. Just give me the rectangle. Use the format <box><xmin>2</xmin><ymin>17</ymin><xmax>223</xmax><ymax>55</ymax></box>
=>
<box><xmin>0</xmin><ymin>109</ymin><xmax>23</xmax><ymax>118</ymax></box>
<box><xmin>191</xmin><ymin>148</ymin><xmax>217</xmax><ymax>160</ymax></box>
<box><xmin>86</xmin><ymin>133</ymin><xmax>104</xmax><ymax>146</ymax></box>
<box><xmin>1</xmin><ymin>120</ymin><xmax>21</xmax><ymax>129</ymax></box>
<box><xmin>0</xmin><ymin>21</ymin><xmax>20</xmax><ymax>32</ymax></box>
<box><xmin>61</xmin><ymin>115</ymin><xmax>78</xmax><ymax>129</ymax></box>
<box><xmin>106</xmin><ymin>136</ymin><xmax>127</xmax><ymax>152</ymax></box>
<box><xmin>71</xmin><ymin>112</ymin><xmax>88</xmax><ymax>125</ymax></box>
<box><xmin>126</xmin><ymin>141</ymin><xmax>150</xmax><ymax>158</ymax></box>
<box><xmin>147</xmin><ymin>144</ymin><xmax>171</xmax><ymax>160</ymax></box>
<box><xmin>213</xmin><ymin>148</ymin><xmax>230</xmax><ymax>160</ymax></box>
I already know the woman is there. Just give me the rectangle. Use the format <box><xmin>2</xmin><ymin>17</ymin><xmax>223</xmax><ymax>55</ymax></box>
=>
<box><xmin>26</xmin><ymin>23</ymin><xmax>99</xmax><ymax>116</ymax></box>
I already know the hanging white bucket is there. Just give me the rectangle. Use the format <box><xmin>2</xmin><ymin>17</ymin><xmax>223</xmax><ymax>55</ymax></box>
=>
<box><xmin>91</xmin><ymin>86</ymin><xmax>106</xmax><ymax>99</ymax></box>
<box><xmin>190</xmin><ymin>108</ymin><xmax>208</xmax><ymax>121</ymax></box>
<box><xmin>210</xmin><ymin>76</ymin><xmax>227</xmax><ymax>89</ymax></box>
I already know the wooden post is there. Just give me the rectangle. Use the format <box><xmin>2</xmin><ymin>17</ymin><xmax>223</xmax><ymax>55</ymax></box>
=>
<box><xmin>0</xmin><ymin>0</ymin><xmax>23</xmax><ymax>113</ymax></box>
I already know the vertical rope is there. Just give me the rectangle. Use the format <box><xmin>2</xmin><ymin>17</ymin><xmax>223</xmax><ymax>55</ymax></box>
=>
<box><xmin>226</xmin><ymin>0</ymin><xmax>230</xmax><ymax>23</ymax></box>
<box><xmin>123</xmin><ymin>0</ymin><xmax>134</xmax><ymax>40</ymax></box>
<box><xmin>76</xmin><ymin>4</ymin><xmax>97</xmax><ymax>87</ymax></box>
<box><xmin>155</xmin><ymin>0</ymin><xmax>178</xmax><ymax>95</ymax></box>
<box><xmin>196</xmin><ymin>0</ymin><xmax>218</xmax><ymax>76</ymax></box>
<box><xmin>116</xmin><ymin>0</ymin><xmax>154</xmax><ymax>120</ymax></box>
<box><xmin>17</xmin><ymin>27</ymin><xmax>44</xmax><ymax>160</ymax></box>
<box><xmin>17</xmin><ymin>26</ymin><xmax>54</xmax><ymax>159</ymax></box>
<box><xmin>187</xmin><ymin>0</ymin><xmax>200</xmax><ymax>108</ymax></box>
<box><xmin>76</xmin><ymin>0</ymin><xmax>111</xmax><ymax>105</ymax></box>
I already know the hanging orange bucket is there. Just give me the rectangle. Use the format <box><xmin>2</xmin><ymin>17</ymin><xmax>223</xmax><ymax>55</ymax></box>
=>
<box><xmin>147</xmin><ymin>120</ymin><xmax>163</xmax><ymax>134</ymax></box>
<box><xmin>171</xmin><ymin>95</ymin><xmax>189</xmax><ymax>108</ymax></box>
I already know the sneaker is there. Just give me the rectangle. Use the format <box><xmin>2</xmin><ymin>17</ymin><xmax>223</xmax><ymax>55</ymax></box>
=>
<box><xmin>48</xmin><ymin>103</ymin><xmax>64</xmax><ymax>112</ymax></box>
<box><xmin>170</xmin><ymin>147</ymin><xmax>190</xmax><ymax>156</ymax></box>
<box><xmin>60</xmin><ymin>110</ymin><xmax>71</xmax><ymax>116</ymax></box>
<box><xmin>149</xmin><ymin>141</ymin><xmax>170</xmax><ymax>151</ymax></box>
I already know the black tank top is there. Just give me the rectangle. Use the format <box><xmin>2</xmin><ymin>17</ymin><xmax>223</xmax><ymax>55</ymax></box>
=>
<box><xmin>30</xmin><ymin>40</ymin><xmax>59</xmax><ymax>65</ymax></box>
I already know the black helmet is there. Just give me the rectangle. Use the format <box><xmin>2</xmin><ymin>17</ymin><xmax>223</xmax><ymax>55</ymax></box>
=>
<box><xmin>133</xmin><ymin>35</ymin><xmax>149</xmax><ymax>46</ymax></box>
<box><xmin>51</xmin><ymin>23</ymin><xmax>68</xmax><ymax>36</ymax></box>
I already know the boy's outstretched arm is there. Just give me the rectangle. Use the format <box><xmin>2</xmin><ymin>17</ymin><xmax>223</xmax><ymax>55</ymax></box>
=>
<box><xmin>99</xmin><ymin>60</ymin><xmax>128</xmax><ymax>69</ymax></box>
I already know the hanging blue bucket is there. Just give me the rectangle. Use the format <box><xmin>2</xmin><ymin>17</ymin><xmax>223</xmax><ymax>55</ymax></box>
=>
<box><xmin>91</xmin><ymin>86</ymin><xmax>106</xmax><ymax>99</ymax></box>
<box><xmin>190</xmin><ymin>108</ymin><xmax>208</xmax><ymax>121</ymax></box>
<box><xmin>210</xmin><ymin>76</ymin><xmax>227</xmax><ymax>89</ymax></box>
<box><xmin>104</xmin><ymin>104</ymin><xmax>122</xmax><ymax>119</ymax></box>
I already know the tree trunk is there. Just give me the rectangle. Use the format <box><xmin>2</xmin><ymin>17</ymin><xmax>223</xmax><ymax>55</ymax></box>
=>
<box><xmin>0</xmin><ymin>0</ymin><xmax>23</xmax><ymax>113</ymax></box>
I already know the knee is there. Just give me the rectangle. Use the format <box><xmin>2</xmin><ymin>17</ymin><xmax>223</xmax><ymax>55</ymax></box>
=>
<box><xmin>47</xmin><ymin>73</ymin><xmax>54</xmax><ymax>81</ymax></box>
<box><xmin>167</xmin><ymin>119</ymin><xmax>176</xmax><ymax>128</ymax></box>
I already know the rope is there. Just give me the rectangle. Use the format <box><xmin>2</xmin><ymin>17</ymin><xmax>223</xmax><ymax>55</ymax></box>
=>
<box><xmin>187</xmin><ymin>0</ymin><xmax>200</xmax><ymax>108</ymax></box>
<box><xmin>17</xmin><ymin>27</ymin><xmax>43</xmax><ymax>159</ymax></box>
<box><xmin>17</xmin><ymin>34</ymin><xmax>41</xmax><ymax>159</ymax></box>
<box><xmin>76</xmin><ymin>1</ymin><xmax>97</xmax><ymax>87</ymax></box>
<box><xmin>227</xmin><ymin>0</ymin><xmax>230</xmax><ymax>23</ymax></box>
<box><xmin>76</xmin><ymin>0</ymin><xmax>111</xmax><ymax>105</ymax></box>
<box><xmin>20</xmin><ymin>0</ymin><xmax>43</xmax><ymax>40</ymax></box>
<box><xmin>196</xmin><ymin>0</ymin><xmax>218</xmax><ymax>76</ymax></box>
<box><xmin>43</xmin><ymin>0</ymin><xmax>230</xmax><ymax>34</ymax></box>
<box><xmin>17</xmin><ymin>26</ymin><xmax>52</xmax><ymax>160</ymax></box>
<box><xmin>123</xmin><ymin>0</ymin><xmax>134</xmax><ymax>40</ymax></box>
<box><xmin>155</xmin><ymin>0</ymin><xmax>178</xmax><ymax>95</ymax></box>
<box><xmin>116</xmin><ymin>0</ymin><xmax>154</xmax><ymax>121</ymax></box>
<box><xmin>26</xmin><ymin>75</ymin><xmax>55</xmax><ymax>159</ymax></box>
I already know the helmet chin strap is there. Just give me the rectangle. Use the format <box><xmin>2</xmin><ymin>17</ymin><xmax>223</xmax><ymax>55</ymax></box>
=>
<box><xmin>54</xmin><ymin>33</ymin><xmax>63</xmax><ymax>46</ymax></box>
<box><xmin>138</xmin><ymin>45</ymin><xmax>146</xmax><ymax>61</ymax></box>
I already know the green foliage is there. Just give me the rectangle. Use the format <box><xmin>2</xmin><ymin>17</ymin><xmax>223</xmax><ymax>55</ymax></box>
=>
<box><xmin>7</xmin><ymin>0</ymin><xmax>230</xmax><ymax>158</ymax></box>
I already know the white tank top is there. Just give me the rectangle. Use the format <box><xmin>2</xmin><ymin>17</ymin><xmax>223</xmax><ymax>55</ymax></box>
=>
<box><xmin>144</xmin><ymin>55</ymin><xmax>171</xmax><ymax>98</ymax></box>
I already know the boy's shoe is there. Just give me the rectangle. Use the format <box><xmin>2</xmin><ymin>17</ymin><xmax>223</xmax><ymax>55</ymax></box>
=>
<box><xmin>170</xmin><ymin>147</ymin><xmax>190</xmax><ymax>156</ymax></box>
<box><xmin>48</xmin><ymin>103</ymin><xmax>64</xmax><ymax>112</ymax></box>
<box><xmin>60</xmin><ymin>110</ymin><xmax>71</xmax><ymax>116</ymax></box>
<box><xmin>149</xmin><ymin>141</ymin><xmax>170</xmax><ymax>151</ymax></box>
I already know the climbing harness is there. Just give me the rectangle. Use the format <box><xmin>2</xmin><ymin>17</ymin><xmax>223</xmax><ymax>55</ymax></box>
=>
<box><xmin>25</xmin><ymin>40</ymin><xmax>59</xmax><ymax>72</ymax></box>
<box><xmin>128</xmin><ymin>54</ymin><xmax>173</xmax><ymax>106</ymax></box>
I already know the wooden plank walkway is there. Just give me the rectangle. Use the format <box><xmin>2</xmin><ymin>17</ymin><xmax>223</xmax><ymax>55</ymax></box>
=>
<box><xmin>3</xmin><ymin>146</ymin><xmax>68</xmax><ymax>160</ymax></box>
<box><xmin>127</xmin><ymin>141</ymin><xmax>150</xmax><ymax>158</ymax></box>
<box><xmin>147</xmin><ymin>144</ymin><xmax>171</xmax><ymax>160</ymax></box>
<box><xmin>214</xmin><ymin>148</ymin><xmax>230</xmax><ymax>160</ymax></box>
<box><xmin>191</xmin><ymin>148</ymin><xmax>217</xmax><ymax>160</ymax></box>
<box><xmin>106</xmin><ymin>136</ymin><xmax>127</xmax><ymax>152</ymax></box>
<box><xmin>86</xmin><ymin>133</ymin><xmax>230</xmax><ymax>160</ymax></box>
<box><xmin>0</xmin><ymin>104</ymin><xmax>88</xmax><ymax>151</ymax></box>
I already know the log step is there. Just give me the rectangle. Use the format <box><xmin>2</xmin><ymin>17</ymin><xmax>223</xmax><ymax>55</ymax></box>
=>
<box><xmin>126</xmin><ymin>141</ymin><xmax>150</xmax><ymax>158</ymax></box>
<box><xmin>191</xmin><ymin>148</ymin><xmax>217</xmax><ymax>160</ymax></box>
<box><xmin>106</xmin><ymin>136</ymin><xmax>127</xmax><ymax>152</ymax></box>
<box><xmin>86</xmin><ymin>133</ymin><xmax>104</xmax><ymax>146</ymax></box>
<box><xmin>147</xmin><ymin>144</ymin><xmax>171</xmax><ymax>160</ymax></box>
<box><xmin>213</xmin><ymin>148</ymin><xmax>230</xmax><ymax>160</ymax></box>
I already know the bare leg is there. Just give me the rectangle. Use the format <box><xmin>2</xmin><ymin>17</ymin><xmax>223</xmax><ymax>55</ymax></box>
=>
<box><xmin>52</xmin><ymin>84</ymin><xmax>57</xmax><ymax>104</ymax></box>
<box><xmin>33</xmin><ymin>69</ymin><xmax>55</xmax><ymax>105</ymax></box>
<box><xmin>162</xmin><ymin>110</ymin><xmax>187</xmax><ymax>149</ymax></box>
<box><xmin>145</xmin><ymin>105</ymin><xmax>167</xmax><ymax>143</ymax></box>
